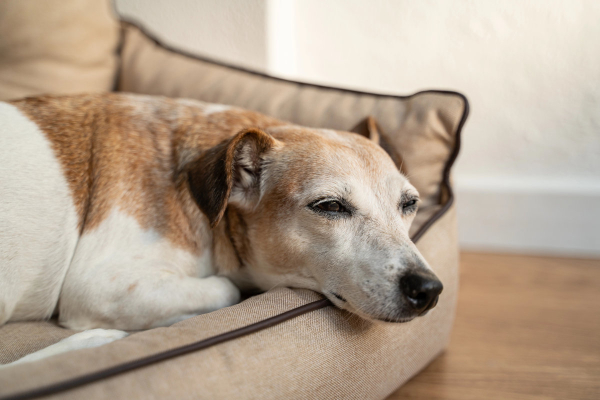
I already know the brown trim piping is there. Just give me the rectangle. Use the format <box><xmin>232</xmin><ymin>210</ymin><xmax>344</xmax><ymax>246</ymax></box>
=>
<box><xmin>0</xmin><ymin>299</ymin><xmax>331</xmax><ymax>400</ymax></box>
<box><xmin>411</xmin><ymin>93</ymin><xmax>470</xmax><ymax>243</ymax></box>
<box><xmin>116</xmin><ymin>19</ymin><xmax>470</xmax><ymax>243</ymax></box>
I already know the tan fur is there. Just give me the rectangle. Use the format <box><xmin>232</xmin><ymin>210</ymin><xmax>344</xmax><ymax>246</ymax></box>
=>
<box><xmin>11</xmin><ymin>94</ymin><xmax>285</xmax><ymax>257</ymax></box>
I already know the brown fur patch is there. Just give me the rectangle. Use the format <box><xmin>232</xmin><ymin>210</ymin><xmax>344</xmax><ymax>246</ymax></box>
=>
<box><xmin>9</xmin><ymin>94</ymin><xmax>284</xmax><ymax>255</ymax></box>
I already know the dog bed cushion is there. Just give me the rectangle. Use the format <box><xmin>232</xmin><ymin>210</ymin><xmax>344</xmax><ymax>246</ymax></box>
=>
<box><xmin>0</xmin><ymin>0</ymin><xmax>120</xmax><ymax>101</ymax></box>
<box><xmin>0</xmin><ymin>19</ymin><xmax>468</xmax><ymax>400</ymax></box>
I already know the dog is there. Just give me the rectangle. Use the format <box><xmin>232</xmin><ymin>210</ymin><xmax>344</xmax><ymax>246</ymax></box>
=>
<box><xmin>0</xmin><ymin>93</ymin><xmax>442</xmax><ymax>363</ymax></box>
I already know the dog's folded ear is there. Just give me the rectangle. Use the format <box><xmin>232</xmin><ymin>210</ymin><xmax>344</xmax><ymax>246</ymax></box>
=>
<box><xmin>351</xmin><ymin>115</ymin><xmax>382</xmax><ymax>143</ymax></box>
<box><xmin>187</xmin><ymin>128</ymin><xmax>275</xmax><ymax>228</ymax></box>
<box><xmin>350</xmin><ymin>116</ymin><xmax>406</xmax><ymax>175</ymax></box>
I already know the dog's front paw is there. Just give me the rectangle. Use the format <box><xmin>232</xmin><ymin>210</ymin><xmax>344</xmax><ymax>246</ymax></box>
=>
<box><xmin>203</xmin><ymin>275</ymin><xmax>241</xmax><ymax>310</ymax></box>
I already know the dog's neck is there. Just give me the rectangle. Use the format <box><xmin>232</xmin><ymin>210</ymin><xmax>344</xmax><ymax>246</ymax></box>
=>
<box><xmin>172</xmin><ymin>134</ymin><xmax>253</xmax><ymax>286</ymax></box>
<box><xmin>169</xmin><ymin>106</ymin><xmax>285</xmax><ymax>287</ymax></box>
<box><xmin>211</xmin><ymin>207</ymin><xmax>263</xmax><ymax>290</ymax></box>
<box><xmin>212</xmin><ymin>209</ymin><xmax>243</xmax><ymax>274</ymax></box>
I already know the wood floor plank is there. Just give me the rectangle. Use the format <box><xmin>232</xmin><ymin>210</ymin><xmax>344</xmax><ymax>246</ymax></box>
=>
<box><xmin>388</xmin><ymin>252</ymin><xmax>600</xmax><ymax>400</ymax></box>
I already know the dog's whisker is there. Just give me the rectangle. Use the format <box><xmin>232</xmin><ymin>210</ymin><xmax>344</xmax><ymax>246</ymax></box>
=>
<box><xmin>264</xmin><ymin>276</ymin><xmax>289</xmax><ymax>292</ymax></box>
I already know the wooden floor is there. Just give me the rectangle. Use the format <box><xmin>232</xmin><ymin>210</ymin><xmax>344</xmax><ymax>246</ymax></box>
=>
<box><xmin>388</xmin><ymin>252</ymin><xmax>600</xmax><ymax>400</ymax></box>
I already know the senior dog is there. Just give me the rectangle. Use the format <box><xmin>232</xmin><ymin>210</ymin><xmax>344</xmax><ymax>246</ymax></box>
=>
<box><xmin>0</xmin><ymin>93</ymin><xmax>442</xmax><ymax>363</ymax></box>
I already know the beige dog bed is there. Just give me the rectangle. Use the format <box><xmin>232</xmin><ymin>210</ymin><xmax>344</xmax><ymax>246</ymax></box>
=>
<box><xmin>0</xmin><ymin>2</ymin><xmax>468</xmax><ymax>399</ymax></box>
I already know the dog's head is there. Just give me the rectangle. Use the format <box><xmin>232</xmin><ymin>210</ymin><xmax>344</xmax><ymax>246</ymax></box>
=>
<box><xmin>188</xmin><ymin>123</ymin><xmax>442</xmax><ymax>323</ymax></box>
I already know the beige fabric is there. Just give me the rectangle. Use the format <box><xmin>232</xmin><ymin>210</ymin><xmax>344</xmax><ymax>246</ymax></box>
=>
<box><xmin>0</xmin><ymin>206</ymin><xmax>459</xmax><ymax>400</ymax></box>
<box><xmin>118</xmin><ymin>24</ymin><xmax>466</xmax><ymax>235</ymax></box>
<box><xmin>0</xmin><ymin>0</ymin><xmax>120</xmax><ymax>101</ymax></box>
<box><xmin>0</xmin><ymin>322</ymin><xmax>77</xmax><ymax>365</ymax></box>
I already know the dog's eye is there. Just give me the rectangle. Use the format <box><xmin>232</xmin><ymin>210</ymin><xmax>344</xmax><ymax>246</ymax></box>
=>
<box><xmin>316</xmin><ymin>201</ymin><xmax>345</xmax><ymax>213</ymax></box>
<box><xmin>402</xmin><ymin>198</ymin><xmax>419</xmax><ymax>213</ymax></box>
<box><xmin>309</xmin><ymin>199</ymin><xmax>352</xmax><ymax>218</ymax></box>
<box><xmin>403</xmin><ymin>199</ymin><xmax>417</xmax><ymax>208</ymax></box>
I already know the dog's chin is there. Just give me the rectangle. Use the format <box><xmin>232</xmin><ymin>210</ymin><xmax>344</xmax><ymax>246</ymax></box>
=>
<box><xmin>354</xmin><ymin>310</ymin><xmax>419</xmax><ymax>324</ymax></box>
<box><xmin>362</xmin><ymin>311</ymin><xmax>419</xmax><ymax>324</ymax></box>
<box><xmin>376</xmin><ymin>315</ymin><xmax>418</xmax><ymax>323</ymax></box>
<box><xmin>326</xmin><ymin>293</ymin><xmax>419</xmax><ymax>324</ymax></box>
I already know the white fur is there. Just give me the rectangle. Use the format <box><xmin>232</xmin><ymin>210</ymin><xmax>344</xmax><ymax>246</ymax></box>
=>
<box><xmin>124</xmin><ymin>94</ymin><xmax>232</xmax><ymax>120</ymax></box>
<box><xmin>0</xmin><ymin>329</ymin><xmax>128</xmax><ymax>367</ymax></box>
<box><xmin>58</xmin><ymin>209</ymin><xmax>239</xmax><ymax>330</ymax></box>
<box><xmin>176</xmin><ymin>98</ymin><xmax>232</xmax><ymax>115</ymax></box>
<box><xmin>0</xmin><ymin>103</ymin><xmax>79</xmax><ymax>324</ymax></box>
<box><xmin>1</xmin><ymin>209</ymin><xmax>239</xmax><ymax>365</ymax></box>
<box><xmin>202</xmin><ymin>103</ymin><xmax>232</xmax><ymax>115</ymax></box>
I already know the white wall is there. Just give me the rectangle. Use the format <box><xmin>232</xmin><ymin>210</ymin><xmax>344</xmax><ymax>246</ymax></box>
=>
<box><xmin>115</xmin><ymin>0</ymin><xmax>600</xmax><ymax>257</ymax></box>
<box><xmin>116</xmin><ymin>0</ymin><xmax>268</xmax><ymax>71</ymax></box>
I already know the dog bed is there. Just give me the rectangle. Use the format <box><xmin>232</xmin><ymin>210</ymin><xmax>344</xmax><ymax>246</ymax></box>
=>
<box><xmin>0</xmin><ymin>4</ymin><xmax>468</xmax><ymax>399</ymax></box>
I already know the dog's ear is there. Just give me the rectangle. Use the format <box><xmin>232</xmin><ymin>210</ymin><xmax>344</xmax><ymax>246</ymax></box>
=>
<box><xmin>187</xmin><ymin>128</ymin><xmax>275</xmax><ymax>228</ymax></box>
<box><xmin>351</xmin><ymin>115</ymin><xmax>382</xmax><ymax>143</ymax></box>
<box><xmin>350</xmin><ymin>116</ymin><xmax>406</xmax><ymax>175</ymax></box>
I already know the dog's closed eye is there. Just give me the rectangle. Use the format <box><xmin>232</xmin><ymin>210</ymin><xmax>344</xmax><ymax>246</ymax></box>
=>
<box><xmin>308</xmin><ymin>198</ymin><xmax>353</xmax><ymax>218</ymax></box>
<box><xmin>401</xmin><ymin>197</ymin><xmax>419</xmax><ymax>214</ymax></box>
<box><xmin>316</xmin><ymin>201</ymin><xmax>343</xmax><ymax>212</ymax></box>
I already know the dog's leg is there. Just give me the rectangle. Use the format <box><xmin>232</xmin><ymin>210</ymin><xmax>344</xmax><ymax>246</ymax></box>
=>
<box><xmin>134</xmin><ymin>275</ymin><xmax>241</xmax><ymax>328</ymax></box>
<box><xmin>0</xmin><ymin>329</ymin><xmax>128</xmax><ymax>368</ymax></box>
<box><xmin>59</xmin><ymin>274</ymin><xmax>241</xmax><ymax>330</ymax></box>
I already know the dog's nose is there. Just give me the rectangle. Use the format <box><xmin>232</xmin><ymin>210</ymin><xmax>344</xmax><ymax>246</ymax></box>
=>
<box><xmin>400</xmin><ymin>272</ymin><xmax>443</xmax><ymax>313</ymax></box>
